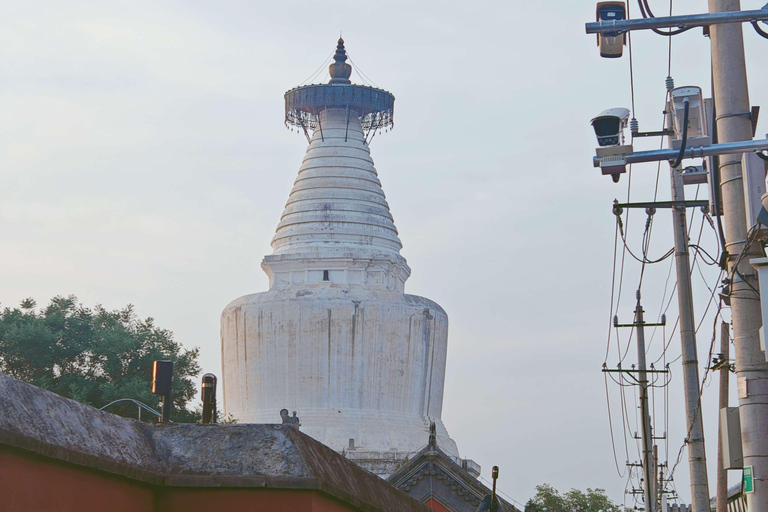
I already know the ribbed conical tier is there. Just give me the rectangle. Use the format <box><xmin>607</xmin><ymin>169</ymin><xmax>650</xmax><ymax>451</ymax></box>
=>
<box><xmin>263</xmin><ymin>108</ymin><xmax>410</xmax><ymax>292</ymax></box>
<box><xmin>272</xmin><ymin>108</ymin><xmax>403</xmax><ymax>258</ymax></box>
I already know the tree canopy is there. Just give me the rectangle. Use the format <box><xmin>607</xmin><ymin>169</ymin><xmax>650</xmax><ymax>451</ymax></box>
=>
<box><xmin>0</xmin><ymin>296</ymin><xmax>201</xmax><ymax>422</ymax></box>
<box><xmin>524</xmin><ymin>484</ymin><xmax>624</xmax><ymax>512</ymax></box>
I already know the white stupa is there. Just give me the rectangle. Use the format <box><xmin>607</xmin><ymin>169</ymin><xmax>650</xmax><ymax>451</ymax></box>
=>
<box><xmin>221</xmin><ymin>39</ymin><xmax>459</xmax><ymax>475</ymax></box>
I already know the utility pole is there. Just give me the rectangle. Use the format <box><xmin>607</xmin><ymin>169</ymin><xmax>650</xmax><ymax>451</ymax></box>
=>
<box><xmin>611</xmin><ymin>292</ymin><xmax>668</xmax><ymax>512</ymax></box>
<box><xmin>667</xmin><ymin>114</ymin><xmax>710</xmax><ymax>512</ymax></box>
<box><xmin>716</xmin><ymin>322</ymin><xmax>730</xmax><ymax>512</ymax></box>
<box><xmin>634</xmin><ymin>291</ymin><xmax>657</xmax><ymax>512</ymax></box>
<box><xmin>654</xmin><ymin>444</ymin><xmax>661</xmax><ymax>510</ymax></box>
<box><xmin>603</xmin><ymin>290</ymin><xmax>666</xmax><ymax>512</ymax></box>
<box><xmin>708</xmin><ymin>1</ymin><xmax>768</xmax><ymax>510</ymax></box>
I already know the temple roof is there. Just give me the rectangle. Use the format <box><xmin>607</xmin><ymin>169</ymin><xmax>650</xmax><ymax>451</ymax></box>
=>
<box><xmin>0</xmin><ymin>373</ymin><xmax>429</xmax><ymax>512</ymax></box>
<box><xmin>388</xmin><ymin>432</ymin><xmax>519</xmax><ymax>512</ymax></box>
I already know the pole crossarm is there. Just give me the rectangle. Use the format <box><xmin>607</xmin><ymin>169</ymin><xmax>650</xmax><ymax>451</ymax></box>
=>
<box><xmin>602</xmin><ymin>368</ymin><xmax>670</xmax><ymax>373</ymax></box>
<box><xmin>603</xmin><ymin>367</ymin><xmax>669</xmax><ymax>386</ymax></box>
<box><xmin>614</xmin><ymin>200</ymin><xmax>710</xmax><ymax>210</ymax></box>
<box><xmin>614</xmin><ymin>321</ymin><xmax>667</xmax><ymax>327</ymax></box>
<box><xmin>585</xmin><ymin>7</ymin><xmax>768</xmax><ymax>34</ymax></box>
<box><xmin>593</xmin><ymin>136</ymin><xmax>768</xmax><ymax>168</ymax></box>
<box><xmin>633</xmin><ymin>130</ymin><xmax>675</xmax><ymax>138</ymax></box>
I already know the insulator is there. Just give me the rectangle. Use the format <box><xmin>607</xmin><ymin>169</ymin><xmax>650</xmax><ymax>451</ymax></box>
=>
<box><xmin>613</xmin><ymin>315</ymin><xmax>619</xmax><ymax>327</ymax></box>
<box><xmin>661</xmin><ymin>314</ymin><xmax>667</xmax><ymax>325</ymax></box>
<box><xmin>630</xmin><ymin>118</ymin><xmax>639</xmax><ymax>135</ymax></box>
<box><xmin>665</xmin><ymin>76</ymin><xmax>675</xmax><ymax>92</ymax></box>
<box><xmin>636</xmin><ymin>289</ymin><xmax>641</xmax><ymax>300</ymax></box>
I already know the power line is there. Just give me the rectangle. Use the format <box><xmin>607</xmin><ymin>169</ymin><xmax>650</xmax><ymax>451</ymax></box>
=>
<box><xmin>668</xmin><ymin>300</ymin><xmax>724</xmax><ymax>479</ymax></box>
<box><xmin>298</xmin><ymin>50</ymin><xmax>335</xmax><ymax>86</ymax></box>
<box><xmin>606</xmin><ymin>373</ymin><xmax>630</xmax><ymax>477</ymax></box>
<box><xmin>346</xmin><ymin>52</ymin><xmax>380</xmax><ymax>88</ymax></box>
<box><xmin>477</xmin><ymin>475</ymin><xmax>524</xmax><ymax>508</ymax></box>
<box><xmin>637</xmin><ymin>0</ymin><xmax>695</xmax><ymax>36</ymax></box>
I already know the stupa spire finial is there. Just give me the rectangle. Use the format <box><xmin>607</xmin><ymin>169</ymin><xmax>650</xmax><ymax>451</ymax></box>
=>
<box><xmin>329</xmin><ymin>38</ymin><xmax>352</xmax><ymax>84</ymax></box>
<box><xmin>284</xmin><ymin>38</ymin><xmax>394</xmax><ymax>133</ymax></box>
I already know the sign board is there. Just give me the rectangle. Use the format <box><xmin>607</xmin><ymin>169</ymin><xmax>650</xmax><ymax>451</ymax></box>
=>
<box><xmin>721</xmin><ymin>407</ymin><xmax>743</xmax><ymax>469</ymax></box>
<box><xmin>744</xmin><ymin>466</ymin><xmax>754</xmax><ymax>494</ymax></box>
<box><xmin>742</xmin><ymin>152</ymin><xmax>768</xmax><ymax>235</ymax></box>
<box><xmin>751</xmin><ymin>257</ymin><xmax>768</xmax><ymax>362</ymax></box>
<box><xmin>738</xmin><ymin>377</ymin><xmax>748</xmax><ymax>399</ymax></box>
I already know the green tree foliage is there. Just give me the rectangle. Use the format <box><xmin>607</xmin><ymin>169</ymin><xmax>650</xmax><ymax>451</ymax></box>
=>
<box><xmin>0</xmin><ymin>296</ymin><xmax>201</xmax><ymax>422</ymax></box>
<box><xmin>524</xmin><ymin>484</ymin><xmax>624</xmax><ymax>512</ymax></box>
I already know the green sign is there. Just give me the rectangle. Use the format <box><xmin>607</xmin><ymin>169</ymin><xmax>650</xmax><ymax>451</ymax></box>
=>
<box><xmin>744</xmin><ymin>466</ymin><xmax>754</xmax><ymax>494</ymax></box>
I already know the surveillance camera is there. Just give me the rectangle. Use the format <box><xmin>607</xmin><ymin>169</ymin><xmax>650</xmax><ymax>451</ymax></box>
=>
<box><xmin>591</xmin><ymin>107</ymin><xmax>630</xmax><ymax>147</ymax></box>
<box><xmin>591</xmin><ymin>107</ymin><xmax>632</xmax><ymax>182</ymax></box>
<box><xmin>596</xmin><ymin>2</ymin><xmax>627</xmax><ymax>58</ymax></box>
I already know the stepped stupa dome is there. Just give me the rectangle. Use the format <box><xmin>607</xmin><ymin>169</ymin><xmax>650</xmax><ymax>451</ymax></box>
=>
<box><xmin>221</xmin><ymin>39</ymin><xmax>459</xmax><ymax>477</ymax></box>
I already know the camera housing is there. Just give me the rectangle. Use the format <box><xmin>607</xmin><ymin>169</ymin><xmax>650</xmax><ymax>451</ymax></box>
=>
<box><xmin>591</xmin><ymin>107</ymin><xmax>632</xmax><ymax>182</ymax></box>
<box><xmin>591</xmin><ymin>107</ymin><xmax>630</xmax><ymax>147</ymax></box>
<box><xmin>596</xmin><ymin>2</ymin><xmax>627</xmax><ymax>58</ymax></box>
<box><xmin>669</xmin><ymin>86</ymin><xmax>711</xmax><ymax>148</ymax></box>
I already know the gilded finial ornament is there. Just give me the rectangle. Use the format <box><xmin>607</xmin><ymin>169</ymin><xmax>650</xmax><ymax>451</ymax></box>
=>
<box><xmin>329</xmin><ymin>38</ymin><xmax>352</xmax><ymax>84</ymax></box>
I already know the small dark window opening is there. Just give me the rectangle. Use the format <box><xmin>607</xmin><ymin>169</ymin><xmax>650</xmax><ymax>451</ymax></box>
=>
<box><xmin>323</xmin><ymin>270</ymin><xmax>329</xmax><ymax>281</ymax></box>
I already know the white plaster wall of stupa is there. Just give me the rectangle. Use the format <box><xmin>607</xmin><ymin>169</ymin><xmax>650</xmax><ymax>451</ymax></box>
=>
<box><xmin>221</xmin><ymin>107</ymin><xmax>459</xmax><ymax>459</ymax></box>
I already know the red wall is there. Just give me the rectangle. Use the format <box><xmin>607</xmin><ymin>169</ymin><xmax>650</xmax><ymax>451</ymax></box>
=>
<box><xmin>0</xmin><ymin>446</ymin><xmax>358</xmax><ymax>511</ymax></box>
<box><xmin>158</xmin><ymin>488</ymin><xmax>357</xmax><ymax>511</ymax></box>
<box><xmin>0</xmin><ymin>448</ymin><xmax>154</xmax><ymax>512</ymax></box>
<box><xmin>425</xmin><ymin>498</ymin><xmax>454</xmax><ymax>512</ymax></box>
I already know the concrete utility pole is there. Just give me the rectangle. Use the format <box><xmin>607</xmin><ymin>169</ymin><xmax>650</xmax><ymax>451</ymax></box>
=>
<box><xmin>667</xmin><ymin>114</ymin><xmax>711</xmax><ymax>512</ymax></box>
<box><xmin>716</xmin><ymin>322</ymin><xmax>730</xmax><ymax>512</ymax></box>
<box><xmin>708</xmin><ymin>1</ymin><xmax>768</xmax><ymax>510</ymax></box>
<box><xmin>634</xmin><ymin>291</ymin><xmax>657</xmax><ymax>512</ymax></box>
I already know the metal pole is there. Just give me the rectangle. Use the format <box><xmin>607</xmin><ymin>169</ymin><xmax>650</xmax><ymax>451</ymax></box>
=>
<box><xmin>635</xmin><ymin>291</ymin><xmax>657</xmax><ymax>512</ymax></box>
<box><xmin>161</xmin><ymin>392</ymin><xmax>172</xmax><ymax>423</ymax></box>
<box><xmin>585</xmin><ymin>7</ymin><xmax>768</xmax><ymax>34</ymax></box>
<box><xmin>716</xmin><ymin>322</ymin><xmax>731</xmax><ymax>512</ymax></box>
<box><xmin>654</xmin><ymin>444</ymin><xmax>661</xmax><ymax>510</ymax></box>
<box><xmin>491</xmin><ymin>466</ymin><xmax>499</xmax><ymax>512</ymax></box>
<box><xmin>709</xmin><ymin>1</ymin><xmax>768</xmax><ymax>510</ymax></box>
<box><xmin>667</xmin><ymin>114</ymin><xmax>711</xmax><ymax>512</ymax></box>
<box><xmin>592</xmin><ymin>136</ymin><xmax>768</xmax><ymax>168</ymax></box>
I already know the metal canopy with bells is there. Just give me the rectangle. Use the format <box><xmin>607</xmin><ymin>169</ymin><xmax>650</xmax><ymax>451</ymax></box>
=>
<box><xmin>284</xmin><ymin>38</ymin><xmax>395</xmax><ymax>144</ymax></box>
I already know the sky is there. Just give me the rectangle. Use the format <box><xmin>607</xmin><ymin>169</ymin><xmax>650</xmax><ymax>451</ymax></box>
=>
<box><xmin>2</xmin><ymin>0</ymin><xmax>768</xmax><ymax>507</ymax></box>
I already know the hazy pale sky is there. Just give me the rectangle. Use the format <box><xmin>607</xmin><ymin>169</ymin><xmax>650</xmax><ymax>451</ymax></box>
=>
<box><xmin>2</xmin><ymin>0</ymin><xmax>768</xmax><ymax>507</ymax></box>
